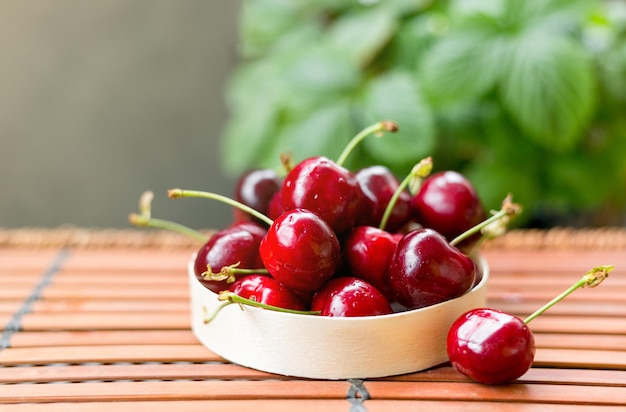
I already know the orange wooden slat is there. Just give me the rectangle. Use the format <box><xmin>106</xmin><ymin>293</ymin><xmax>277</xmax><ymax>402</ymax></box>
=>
<box><xmin>0</xmin><ymin>344</ymin><xmax>220</xmax><ymax>365</ymax></box>
<box><xmin>0</xmin><ymin>362</ymin><xmax>280</xmax><ymax>384</ymax></box>
<box><xmin>365</xmin><ymin>381</ymin><xmax>626</xmax><ymax>405</ymax></box>
<box><xmin>9</xmin><ymin>330</ymin><xmax>198</xmax><ymax>347</ymax></box>
<box><xmin>0</xmin><ymin>379</ymin><xmax>351</xmax><ymax>403</ymax></box>
<box><xmin>19</xmin><ymin>312</ymin><xmax>190</xmax><ymax>331</ymax></box>
<box><xmin>534</xmin><ymin>348</ymin><xmax>626</xmax><ymax>369</ymax></box>
<box><xmin>29</xmin><ymin>299</ymin><xmax>190</xmax><ymax>313</ymax></box>
<box><xmin>40</xmin><ymin>285</ymin><xmax>189</xmax><ymax>300</ymax></box>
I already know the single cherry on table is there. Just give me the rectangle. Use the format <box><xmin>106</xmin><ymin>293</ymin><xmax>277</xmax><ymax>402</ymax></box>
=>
<box><xmin>447</xmin><ymin>265</ymin><xmax>613</xmax><ymax>385</ymax></box>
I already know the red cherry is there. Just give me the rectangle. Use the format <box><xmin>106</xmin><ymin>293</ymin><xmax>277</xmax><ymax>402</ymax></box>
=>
<box><xmin>229</xmin><ymin>274</ymin><xmax>307</xmax><ymax>311</ymax></box>
<box><xmin>447</xmin><ymin>308</ymin><xmax>535</xmax><ymax>385</ymax></box>
<box><xmin>233</xmin><ymin>168</ymin><xmax>282</xmax><ymax>226</ymax></box>
<box><xmin>193</xmin><ymin>222</ymin><xmax>267</xmax><ymax>293</ymax></box>
<box><xmin>355</xmin><ymin>165</ymin><xmax>412</xmax><ymax>232</ymax></box>
<box><xmin>281</xmin><ymin>156</ymin><xmax>363</xmax><ymax>234</ymax></box>
<box><xmin>388</xmin><ymin>227</ymin><xmax>476</xmax><ymax>309</ymax></box>
<box><xmin>311</xmin><ymin>276</ymin><xmax>393</xmax><ymax>317</ymax></box>
<box><xmin>343</xmin><ymin>226</ymin><xmax>399</xmax><ymax>301</ymax></box>
<box><xmin>411</xmin><ymin>171</ymin><xmax>486</xmax><ymax>245</ymax></box>
<box><xmin>259</xmin><ymin>208</ymin><xmax>341</xmax><ymax>293</ymax></box>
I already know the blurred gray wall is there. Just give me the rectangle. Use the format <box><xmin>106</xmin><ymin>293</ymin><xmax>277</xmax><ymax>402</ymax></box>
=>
<box><xmin>0</xmin><ymin>0</ymin><xmax>242</xmax><ymax>230</ymax></box>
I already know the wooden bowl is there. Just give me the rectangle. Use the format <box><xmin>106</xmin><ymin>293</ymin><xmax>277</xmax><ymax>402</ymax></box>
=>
<box><xmin>188</xmin><ymin>256</ymin><xmax>489</xmax><ymax>380</ymax></box>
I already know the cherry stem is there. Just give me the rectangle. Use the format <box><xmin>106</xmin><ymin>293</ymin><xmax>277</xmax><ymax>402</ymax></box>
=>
<box><xmin>449</xmin><ymin>194</ymin><xmax>522</xmax><ymax>247</ymax></box>
<box><xmin>128</xmin><ymin>191</ymin><xmax>208</xmax><ymax>243</ymax></box>
<box><xmin>168</xmin><ymin>189</ymin><xmax>274</xmax><ymax>227</ymax></box>
<box><xmin>523</xmin><ymin>265</ymin><xmax>614</xmax><ymax>324</ymax></box>
<box><xmin>203</xmin><ymin>291</ymin><xmax>320</xmax><ymax>323</ymax></box>
<box><xmin>335</xmin><ymin>120</ymin><xmax>399</xmax><ymax>167</ymax></box>
<box><xmin>379</xmin><ymin>157</ymin><xmax>432</xmax><ymax>231</ymax></box>
<box><xmin>202</xmin><ymin>262</ymin><xmax>269</xmax><ymax>283</ymax></box>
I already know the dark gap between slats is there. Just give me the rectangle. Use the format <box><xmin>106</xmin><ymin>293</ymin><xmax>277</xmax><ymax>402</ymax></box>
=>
<box><xmin>0</xmin><ymin>249</ymin><xmax>70</xmax><ymax>350</ymax></box>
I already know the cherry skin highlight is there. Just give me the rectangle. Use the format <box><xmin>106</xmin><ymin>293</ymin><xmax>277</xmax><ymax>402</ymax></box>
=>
<box><xmin>447</xmin><ymin>308</ymin><xmax>535</xmax><ymax>385</ymax></box>
<box><xmin>311</xmin><ymin>276</ymin><xmax>393</xmax><ymax>317</ymax></box>
<box><xmin>233</xmin><ymin>168</ymin><xmax>282</xmax><ymax>226</ymax></box>
<box><xmin>281</xmin><ymin>156</ymin><xmax>363</xmax><ymax>234</ymax></box>
<box><xmin>193</xmin><ymin>222</ymin><xmax>267</xmax><ymax>293</ymax></box>
<box><xmin>388</xmin><ymin>227</ymin><xmax>476</xmax><ymax>309</ymax></box>
<box><xmin>411</xmin><ymin>171</ymin><xmax>486</xmax><ymax>245</ymax></box>
<box><xmin>259</xmin><ymin>208</ymin><xmax>341</xmax><ymax>293</ymax></box>
<box><xmin>355</xmin><ymin>165</ymin><xmax>412</xmax><ymax>232</ymax></box>
<box><xmin>343</xmin><ymin>225</ymin><xmax>399</xmax><ymax>301</ymax></box>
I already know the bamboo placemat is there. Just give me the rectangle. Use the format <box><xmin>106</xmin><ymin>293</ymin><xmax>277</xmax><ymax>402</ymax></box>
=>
<box><xmin>1</xmin><ymin>227</ymin><xmax>626</xmax><ymax>411</ymax></box>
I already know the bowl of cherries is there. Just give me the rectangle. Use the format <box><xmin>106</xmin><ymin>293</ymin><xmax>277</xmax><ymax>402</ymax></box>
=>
<box><xmin>131</xmin><ymin>121</ymin><xmax>527</xmax><ymax>380</ymax></box>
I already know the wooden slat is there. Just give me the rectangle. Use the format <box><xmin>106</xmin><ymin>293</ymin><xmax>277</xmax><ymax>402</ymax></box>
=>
<box><xmin>0</xmin><ymin>380</ymin><xmax>351</xmax><ymax>403</ymax></box>
<box><xmin>18</xmin><ymin>312</ymin><xmax>190</xmax><ymax>331</ymax></box>
<box><xmin>365</xmin><ymin>381</ymin><xmax>626</xmax><ymax>405</ymax></box>
<box><xmin>0</xmin><ymin>344</ymin><xmax>220</xmax><ymax>365</ymax></box>
<box><xmin>8</xmin><ymin>330</ymin><xmax>197</xmax><ymax>347</ymax></box>
<box><xmin>2</xmin><ymin>400</ymin><xmax>625</xmax><ymax>412</ymax></box>
<box><xmin>29</xmin><ymin>299</ymin><xmax>189</xmax><ymax>313</ymax></box>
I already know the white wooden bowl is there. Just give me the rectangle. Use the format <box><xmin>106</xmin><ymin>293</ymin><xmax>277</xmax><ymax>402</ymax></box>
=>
<box><xmin>188</xmin><ymin>256</ymin><xmax>489</xmax><ymax>380</ymax></box>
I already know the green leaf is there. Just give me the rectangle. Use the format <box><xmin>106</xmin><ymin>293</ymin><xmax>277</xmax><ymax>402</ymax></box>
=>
<box><xmin>499</xmin><ymin>33</ymin><xmax>596</xmax><ymax>151</ymax></box>
<box><xmin>328</xmin><ymin>8</ymin><xmax>397</xmax><ymax>67</ymax></box>
<box><xmin>420</xmin><ymin>29</ymin><xmax>507</xmax><ymax>106</ymax></box>
<box><xmin>262</xmin><ymin>100</ymin><xmax>354</xmax><ymax>167</ymax></box>
<box><xmin>358</xmin><ymin>70</ymin><xmax>435</xmax><ymax>172</ymax></box>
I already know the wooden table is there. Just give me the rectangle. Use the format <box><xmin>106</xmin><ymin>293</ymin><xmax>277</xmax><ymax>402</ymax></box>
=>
<box><xmin>1</xmin><ymin>228</ymin><xmax>626</xmax><ymax>411</ymax></box>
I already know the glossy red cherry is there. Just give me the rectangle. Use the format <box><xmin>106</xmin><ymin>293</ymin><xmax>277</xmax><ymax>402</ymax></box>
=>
<box><xmin>388</xmin><ymin>227</ymin><xmax>475</xmax><ymax>309</ymax></box>
<box><xmin>259</xmin><ymin>208</ymin><xmax>341</xmax><ymax>293</ymax></box>
<box><xmin>411</xmin><ymin>171</ymin><xmax>486</xmax><ymax>244</ymax></box>
<box><xmin>355</xmin><ymin>165</ymin><xmax>412</xmax><ymax>232</ymax></box>
<box><xmin>311</xmin><ymin>276</ymin><xmax>393</xmax><ymax>317</ymax></box>
<box><xmin>281</xmin><ymin>156</ymin><xmax>363</xmax><ymax>234</ymax></box>
<box><xmin>229</xmin><ymin>274</ymin><xmax>307</xmax><ymax>311</ymax></box>
<box><xmin>447</xmin><ymin>308</ymin><xmax>535</xmax><ymax>385</ymax></box>
<box><xmin>343</xmin><ymin>226</ymin><xmax>400</xmax><ymax>301</ymax></box>
<box><xmin>233</xmin><ymin>168</ymin><xmax>282</xmax><ymax>225</ymax></box>
<box><xmin>193</xmin><ymin>222</ymin><xmax>267</xmax><ymax>293</ymax></box>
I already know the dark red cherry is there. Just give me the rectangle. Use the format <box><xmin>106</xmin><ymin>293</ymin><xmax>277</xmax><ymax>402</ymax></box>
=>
<box><xmin>267</xmin><ymin>191</ymin><xmax>284</xmax><ymax>221</ymax></box>
<box><xmin>229</xmin><ymin>274</ymin><xmax>307</xmax><ymax>311</ymax></box>
<box><xmin>355</xmin><ymin>165</ymin><xmax>412</xmax><ymax>232</ymax></box>
<box><xmin>388</xmin><ymin>227</ymin><xmax>476</xmax><ymax>309</ymax></box>
<box><xmin>447</xmin><ymin>308</ymin><xmax>535</xmax><ymax>385</ymax></box>
<box><xmin>343</xmin><ymin>226</ymin><xmax>399</xmax><ymax>301</ymax></box>
<box><xmin>193</xmin><ymin>222</ymin><xmax>267</xmax><ymax>293</ymax></box>
<box><xmin>233</xmin><ymin>168</ymin><xmax>282</xmax><ymax>225</ymax></box>
<box><xmin>311</xmin><ymin>276</ymin><xmax>393</xmax><ymax>317</ymax></box>
<box><xmin>259</xmin><ymin>208</ymin><xmax>341</xmax><ymax>293</ymax></box>
<box><xmin>411</xmin><ymin>171</ymin><xmax>486</xmax><ymax>244</ymax></box>
<box><xmin>281</xmin><ymin>156</ymin><xmax>363</xmax><ymax>234</ymax></box>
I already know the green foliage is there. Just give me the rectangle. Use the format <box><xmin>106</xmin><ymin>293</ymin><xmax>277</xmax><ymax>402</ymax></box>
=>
<box><xmin>221</xmin><ymin>0</ymin><xmax>626</xmax><ymax>226</ymax></box>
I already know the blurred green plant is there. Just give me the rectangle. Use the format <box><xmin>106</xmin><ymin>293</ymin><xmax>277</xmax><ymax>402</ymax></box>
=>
<box><xmin>221</xmin><ymin>0</ymin><xmax>626</xmax><ymax>227</ymax></box>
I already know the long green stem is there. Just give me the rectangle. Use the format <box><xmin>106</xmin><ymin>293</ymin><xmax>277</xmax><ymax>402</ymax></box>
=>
<box><xmin>129</xmin><ymin>213</ymin><xmax>208</xmax><ymax>243</ymax></box>
<box><xmin>379</xmin><ymin>157</ymin><xmax>432</xmax><ymax>231</ymax></box>
<box><xmin>449</xmin><ymin>194</ymin><xmax>522</xmax><ymax>247</ymax></box>
<box><xmin>523</xmin><ymin>265</ymin><xmax>613</xmax><ymax>324</ymax></box>
<box><xmin>336</xmin><ymin>120</ymin><xmax>398</xmax><ymax>167</ymax></box>
<box><xmin>203</xmin><ymin>291</ymin><xmax>320</xmax><ymax>323</ymax></box>
<box><xmin>168</xmin><ymin>189</ymin><xmax>274</xmax><ymax>227</ymax></box>
<box><xmin>128</xmin><ymin>191</ymin><xmax>208</xmax><ymax>243</ymax></box>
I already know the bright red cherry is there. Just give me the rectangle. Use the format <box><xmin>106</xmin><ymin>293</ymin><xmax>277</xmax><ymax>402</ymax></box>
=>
<box><xmin>281</xmin><ymin>156</ymin><xmax>363</xmax><ymax>234</ymax></box>
<box><xmin>447</xmin><ymin>308</ymin><xmax>535</xmax><ymax>385</ymax></box>
<box><xmin>388</xmin><ymin>228</ymin><xmax>476</xmax><ymax>309</ymax></box>
<box><xmin>194</xmin><ymin>222</ymin><xmax>267</xmax><ymax>293</ymax></box>
<box><xmin>343</xmin><ymin>226</ymin><xmax>399</xmax><ymax>301</ymax></box>
<box><xmin>411</xmin><ymin>171</ymin><xmax>486</xmax><ymax>244</ymax></box>
<box><xmin>259</xmin><ymin>208</ymin><xmax>341</xmax><ymax>293</ymax></box>
<box><xmin>229</xmin><ymin>274</ymin><xmax>307</xmax><ymax>311</ymax></box>
<box><xmin>355</xmin><ymin>165</ymin><xmax>412</xmax><ymax>232</ymax></box>
<box><xmin>233</xmin><ymin>168</ymin><xmax>282</xmax><ymax>225</ymax></box>
<box><xmin>311</xmin><ymin>276</ymin><xmax>393</xmax><ymax>317</ymax></box>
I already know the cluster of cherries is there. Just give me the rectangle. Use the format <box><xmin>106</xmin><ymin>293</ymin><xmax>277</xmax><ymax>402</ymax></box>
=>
<box><xmin>130</xmin><ymin>120</ymin><xmax>611</xmax><ymax>385</ymax></box>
